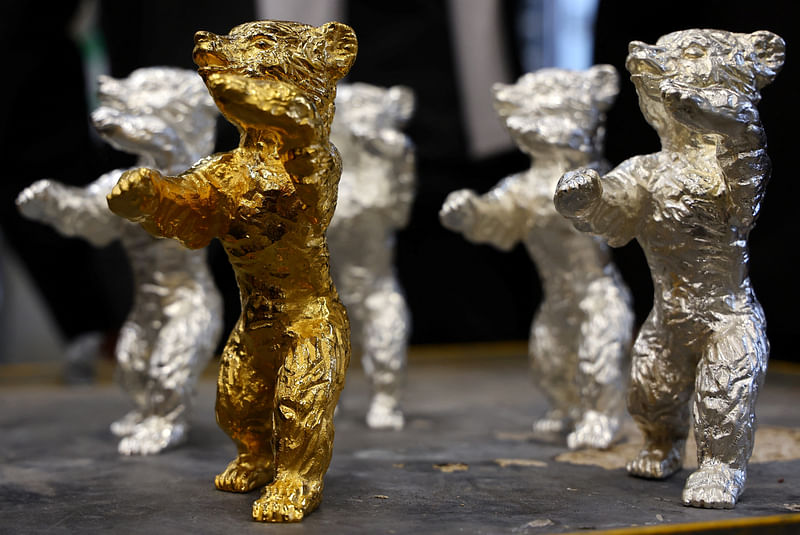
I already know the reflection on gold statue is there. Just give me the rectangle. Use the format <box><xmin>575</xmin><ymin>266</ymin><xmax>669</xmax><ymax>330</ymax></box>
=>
<box><xmin>107</xmin><ymin>20</ymin><xmax>357</xmax><ymax>522</ymax></box>
<box><xmin>555</xmin><ymin>29</ymin><xmax>784</xmax><ymax>508</ymax></box>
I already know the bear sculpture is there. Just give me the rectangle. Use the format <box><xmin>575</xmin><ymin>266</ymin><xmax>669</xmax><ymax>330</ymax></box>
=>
<box><xmin>17</xmin><ymin>67</ymin><xmax>223</xmax><ymax>455</ymax></box>
<box><xmin>440</xmin><ymin>66</ymin><xmax>634</xmax><ymax>450</ymax></box>
<box><xmin>107</xmin><ymin>21</ymin><xmax>357</xmax><ymax>522</ymax></box>
<box><xmin>328</xmin><ymin>82</ymin><xmax>415</xmax><ymax>430</ymax></box>
<box><xmin>555</xmin><ymin>29</ymin><xmax>785</xmax><ymax>508</ymax></box>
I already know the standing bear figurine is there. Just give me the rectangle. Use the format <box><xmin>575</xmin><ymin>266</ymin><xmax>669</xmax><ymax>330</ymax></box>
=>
<box><xmin>328</xmin><ymin>83</ymin><xmax>416</xmax><ymax>431</ymax></box>
<box><xmin>16</xmin><ymin>67</ymin><xmax>224</xmax><ymax>456</ymax></box>
<box><xmin>440</xmin><ymin>66</ymin><xmax>634</xmax><ymax>450</ymax></box>
<box><xmin>555</xmin><ymin>29</ymin><xmax>784</xmax><ymax>508</ymax></box>
<box><xmin>107</xmin><ymin>21</ymin><xmax>357</xmax><ymax>522</ymax></box>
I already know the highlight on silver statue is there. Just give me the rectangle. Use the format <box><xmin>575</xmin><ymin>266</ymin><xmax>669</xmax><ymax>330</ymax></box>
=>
<box><xmin>440</xmin><ymin>65</ymin><xmax>634</xmax><ymax>450</ymax></box>
<box><xmin>16</xmin><ymin>67</ymin><xmax>224</xmax><ymax>455</ymax></box>
<box><xmin>554</xmin><ymin>30</ymin><xmax>785</xmax><ymax>508</ymax></box>
<box><xmin>328</xmin><ymin>82</ymin><xmax>416</xmax><ymax>430</ymax></box>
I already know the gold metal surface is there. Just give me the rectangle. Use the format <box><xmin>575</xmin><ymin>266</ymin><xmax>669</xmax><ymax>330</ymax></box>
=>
<box><xmin>107</xmin><ymin>20</ymin><xmax>357</xmax><ymax>522</ymax></box>
<box><xmin>555</xmin><ymin>29</ymin><xmax>785</xmax><ymax>508</ymax></box>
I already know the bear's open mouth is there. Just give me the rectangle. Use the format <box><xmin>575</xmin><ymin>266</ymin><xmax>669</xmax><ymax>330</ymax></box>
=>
<box><xmin>193</xmin><ymin>47</ymin><xmax>227</xmax><ymax>71</ymax></box>
<box><xmin>627</xmin><ymin>55</ymin><xmax>666</xmax><ymax>78</ymax></box>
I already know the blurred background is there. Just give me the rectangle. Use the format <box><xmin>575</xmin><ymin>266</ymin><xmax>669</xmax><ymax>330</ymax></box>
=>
<box><xmin>1</xmin><ymin>0</ymin><xmax>796</xmax><ymax>370</ymax></box>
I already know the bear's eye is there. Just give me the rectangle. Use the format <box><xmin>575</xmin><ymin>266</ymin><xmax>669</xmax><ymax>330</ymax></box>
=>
<box><xmin>253</xmin><ymin>39</ymin><xmax>273</xmax><ymax>50</ymax></box>
<box><xmin>683</xmin><ymin>46</ymin><xmax>705</xmax><ymax>59</ymax></box>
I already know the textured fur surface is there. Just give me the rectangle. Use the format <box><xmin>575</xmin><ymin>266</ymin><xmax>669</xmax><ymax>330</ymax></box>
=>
<box><xmin>555</xmin><ymin>29</ymin><xmax>785</xmax><ymax>508</ymax></box>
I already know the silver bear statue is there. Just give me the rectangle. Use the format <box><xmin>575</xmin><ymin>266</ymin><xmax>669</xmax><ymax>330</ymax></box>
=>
<box><xmin>441</xmin><ymin>66</ymin><xmax>634</xmax><ymax>450</ymax></box>
<box><xmin>328</xmin><ymin>82</ymin><xmax>415</xmax><ymax>430</ymax></box>
<box><xmin>555</xmin><ymin>30</ymin><xmax>785</xmax><ymax>508</ymax></box>
<box><xmin>17</xmin><ymin>67</ymin><xmax>224</xmax><ymax>455</ymax></box>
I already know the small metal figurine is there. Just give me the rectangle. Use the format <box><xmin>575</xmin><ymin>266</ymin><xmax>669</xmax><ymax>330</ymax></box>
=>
<box><xmin>106</xmin><ymin>21</ymin><xmax>357</xmax><ymax>522</ymax></box>
<box><xmin>16</xmin><ymin>67</ymin><xmax>223</xmax><ymax>455</ymax></box>
<box><xmin>328</xmin><ymin>83</ymin><xmax>415</xmax><ymax>430</ymax></box>
<box><xmin>555</xmin><ymin>30</ymin><xmax>785</xmax><ymax>508</ymax></box>
<box><xmin>440</xmin><ymin>66</ymin><xmax>634</xmax><ymax>450</ymax></box>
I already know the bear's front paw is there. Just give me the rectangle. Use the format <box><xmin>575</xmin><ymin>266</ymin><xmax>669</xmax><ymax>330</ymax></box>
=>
<box><xmin>661</xmin><ymin>81</ymin><xmax>712</xmax><ymax>131</ymax></box>
<box><xmin>439</xmin><ymin>189</ymin><xmax>479</xmax><ymax>233</ymax></box>
<box><xmin>107</xmin><ymin>168</ymin><xmax>160</xmax><ymax>221</ymax></box>
<box><xmin>554</xmin><ymin>168</ymin><xmax>602</xmax><ymax>217</ymax></box>
<box><xmin>16</xmin><ymin>179</ymin><xmax>54</xmax><ymax>220</ymax></box>
<box><xmin>661</xmin><ymin>81</ymin><xmax>756</xmax><ymax>135</ymax></box>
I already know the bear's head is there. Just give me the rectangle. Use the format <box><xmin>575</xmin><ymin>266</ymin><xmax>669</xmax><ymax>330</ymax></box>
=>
<box><xmin>329</xmin><ymin>83</ymin><xmax>415</xmax><ymax>220</ymax></box>
<box><xmin>491</xmin><ymin>65</ymin><xmax>619</xmax><ymax>159</ymax></box>
<box><xmin>192</xmin><ymin>20</ymin><xmax>357</xmax><ymax>144</ymax></box>
<box><xmin>625</xmin><ymin>29</ymin><xmax>785</xmax><ymax>137</ymax></box>
<box><xmin>333</xmin><ymin>83</ymin><xmax>414</xmax><ymax>135</ymax></box>
<box><xmin>91</xmin><ymin>67</ymin><xmax>218</xmax><ymax>168</ymax></box>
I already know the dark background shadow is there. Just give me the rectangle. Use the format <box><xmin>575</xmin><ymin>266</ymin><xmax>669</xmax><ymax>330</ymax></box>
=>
<box><xmin>1</xmin><ymin>0</ymin><xmax>796</xmax><ymax>363</ymax></box>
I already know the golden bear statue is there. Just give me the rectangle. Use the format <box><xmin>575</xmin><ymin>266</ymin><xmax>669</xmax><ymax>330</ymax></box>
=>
<box><xmin>107</xmin><ymin>20</ymin><xmax>357</xmax><ymax>522</ymax></box>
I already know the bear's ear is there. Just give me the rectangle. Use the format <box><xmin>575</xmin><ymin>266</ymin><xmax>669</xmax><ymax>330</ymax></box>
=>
<box><xmin>491</xmin><ymin>81</ymin><xmax>511</xmax><ymax>99</ymax></box>
<box><xmin>319</xmin><ymin>22</ymin><xmax>358</xmax><ymax>81</ymax></box>
<box><xmin>588</xmin><ymin>64</ymin><xmax>619</xmax><ymax>111</ymax></box>
<box><xmin>491</xmin><ymin>81</ymin><xmax>519</xmax><ymax>118</ymax></box>
<box><xmin>386</xmin><ymin>85</ymin><xmax>415</xmax><ymax>126</ymax></box>
<box><xmin>749</xmin><ymin>30</ymin><xmax>785</xmax><ymax>89</ymax></box>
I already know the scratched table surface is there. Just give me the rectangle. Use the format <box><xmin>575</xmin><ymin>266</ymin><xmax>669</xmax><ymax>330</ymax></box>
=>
<box><xmin>1</xmin><ymin>344</ymin><xmax>799</xmax><ymax>534</ymax></box>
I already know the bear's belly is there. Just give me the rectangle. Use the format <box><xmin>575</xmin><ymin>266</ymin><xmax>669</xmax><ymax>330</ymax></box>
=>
<box><xmin>643</xmin><ymin>163</ymin><xmax>737</xmax><ymax>263</ymax></box>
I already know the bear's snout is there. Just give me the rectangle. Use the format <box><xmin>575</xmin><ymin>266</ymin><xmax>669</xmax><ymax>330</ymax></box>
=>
<box><xmin>194</xmin><ymin>30</ymin><xmax>216</xmax><ymax>45</ymax></box>
<box><xmin>193</xmin><ymin>32</ymin><xmax>228</xmax><ymax>70</ymax></box>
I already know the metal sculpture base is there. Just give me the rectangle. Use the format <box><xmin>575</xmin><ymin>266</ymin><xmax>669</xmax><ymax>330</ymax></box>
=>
<box><xmin>3</xmin><ymin>351</ymin><xmax>800</xmax><ymax>532</ymax></box>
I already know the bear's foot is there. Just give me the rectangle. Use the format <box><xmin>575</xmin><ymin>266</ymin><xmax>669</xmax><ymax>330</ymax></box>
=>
<box><xmin>117</xmin><ymin>416</ymin><xmax>189</xmax><ymax>455</ymax></box>
<box><xmin>532</xmin><ymin>409</ymin><xmax>571</xmax><ymax>435</ymax></box>
<box><xmin>215</xmin><ymin>454</ymin><xmax>275</xmax><ymax>493</ymax></box>
<box><xmin>567</xmin><ymin>410</ymin><xmax>618</xmax><ymax>450</ymax></box>
<box><xmin>117</xmin><ymin>415</ymin><xmax>187</xmax><ymax>455</ymax></box>
<box><xmin>626</xmin><ymin>440</ymin><xmax>684</xmax><ymax>479</ymax></box>
<box><xmin>682</xmin><ymin>462</ymin><xmax>745</xmax><ymax>509</ymax></box>
<box><xmin>110</xmin><ymin>410</ymin><xmax>144</xmax><ymax>437</ymax></box>
<box><xmin>252</xmin><ymin>475</ymin><xmax>322</xmax><ymax>522</ymax></box>
<box><xmin>366</xmin><ymin>392</ymin><xmax>404</xmax><ymax>431</ymax></box>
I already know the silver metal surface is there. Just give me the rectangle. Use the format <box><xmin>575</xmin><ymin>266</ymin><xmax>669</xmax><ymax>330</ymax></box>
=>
<box><xmin>17</xmin><ymin>67</ymin><xmax>224</xmax><ymax>455</ymax></box>
<box><xmin>440</xmin><ymin>66</ymin><xmax>633</xmax><ymax>449</ymax></box>
<box><xmin>555</xmin><ymin>30</ymin><xmax>785</xmax><ymax>508</ymax></box>
<box><xmin>328</xmin><ymin>83</ymin><xmax>416</xmax><ymax>430</ymax></box>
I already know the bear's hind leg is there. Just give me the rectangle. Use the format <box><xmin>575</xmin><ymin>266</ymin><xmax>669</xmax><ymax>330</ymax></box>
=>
<box><xmin>568</xmin><ymin>277</ymin><xmax>633</xmax><ymax>450</ymax></box>
<box><xmin>215</xmin><ymin>326</ymin><xmax>277</xmax><ymax>493</ymax></box>
<box><xmin>118</xmin><ymin>313</ymin><xmax>211</xmax><ymax>455</ymax></box>
<box><xmin>529</xmin><ymin>307</ymin><xmax>580</xmax><ymax>438</ymax></box>
<box><xmin>253</xmin><ymin>325</ymin><xmax>349</xmax><ymax>522</ymax></box>
<box><xmin>682</xmin><ymin>310</ymin><xmax>768</xmax><ymax>508</ymax></box>
<box><xmin>111</xmin><ymin>321</ymin><xmax>149</xmax><ymax>444</ymax></box>
<box><xmin>362</xmin><ymin>276</ymin><xmax>409</xmax><ymax>431</ymax></box>
<box><xmin>626</xmin><ymin>317</ymin><xmax>695</xmax><ymax>479</ymax></box>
